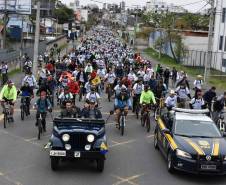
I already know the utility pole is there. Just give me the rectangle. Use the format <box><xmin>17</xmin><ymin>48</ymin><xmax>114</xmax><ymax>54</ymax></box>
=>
<box><xmin>204</xmin><ymin>0</ymin><xmax>215</xmax><ymax>82</ymax></box>
<box><xmin>32</xmin><ymin>1</ymin><xmax>41</xmax><ymax>76</ymax></box>
<box><xmin>20</xmin><ymin>16</ymin><xmax>24</xmax><ymax>57</ymax></box>
<box><xmin>3</xmin><ymin>0</ymin><xmax>7</xmax><ymax>49</ymax></box>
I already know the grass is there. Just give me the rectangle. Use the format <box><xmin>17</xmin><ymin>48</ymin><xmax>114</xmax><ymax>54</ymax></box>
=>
<box><xmin>144</xmin><ymin>48</ymin><xmax>226</xmax><ymax>90</ymax></box>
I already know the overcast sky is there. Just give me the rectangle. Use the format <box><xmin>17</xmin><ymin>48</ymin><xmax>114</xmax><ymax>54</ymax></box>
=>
<box><xmin>61</xmin><ymin>0</ymin><xmax>210</xmax><ymax>12</ymax></box>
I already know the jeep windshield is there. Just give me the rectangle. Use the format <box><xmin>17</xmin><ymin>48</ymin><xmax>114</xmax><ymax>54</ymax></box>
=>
<box><xmin>54</xmin><ymin>118</ymin><xmax>105</xmax><ymax>130</ymax></box>
<box><xmin>174</xmin><ymin>120</ymin><xmax>221</xmax><ymax>138</ymax></box>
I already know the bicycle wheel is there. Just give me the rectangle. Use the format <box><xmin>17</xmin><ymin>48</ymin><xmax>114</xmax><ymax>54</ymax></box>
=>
<box><xmin>21</xmin><ymin>106</ymin><xmax>24</xmax><ymax>121</ymax></box>
<box><xmin>3</xmin><ymin>113</ymin><xmax>7</xmax><ymax>128</ymax></box>
<box><xmin>79</xmin><ymin>90</ymin><xmax>83</xmax><ymax>102</ymax></box>
<box><xmin>146</xmin><ymin>114</ymin><xmax>151</xmax><ymax>133</ymax></box>
<box><xmin>154</xmin><ymin>108</ymin><xmax>160</xmax><ymax>121</ymax></box>
<box><xmin>120</xmin><ymin>116</ymin><xmax>125</xmax><ymax>136</ymax></box>
<box><xmin>141</xmin><ymin>113</ymin><xmax>145</xmax><ymax>127</ymax></box>
<box><xmin>37</xmin><ymin>120</ymin><xmax>42</xmax><ymax>140</ymax></box>
<box><xmin>107</xmin><ymin>88</ymin><xmax>111</xmax><ymax>102</ymax></box>
<box><xmin>135</xmin><ymin>104</ymin><xmax>139</xmax><ymax>119</ymax></box>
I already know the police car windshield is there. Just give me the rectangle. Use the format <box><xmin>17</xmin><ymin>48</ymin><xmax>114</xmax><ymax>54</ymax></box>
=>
<box><xmin>174</xmin><ymin>120</ymin><xmax>221</xmax><ymax>138</ymax></box>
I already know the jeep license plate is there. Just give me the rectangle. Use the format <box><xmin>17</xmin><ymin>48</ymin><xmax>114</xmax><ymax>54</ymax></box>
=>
<box><xmin>201</xmin><ymin>165</ymin><xmax>216</xmax><ymax>170</ymax></box>
<box><xmin>74</xmin><ymin>151</ymin><xmax>81</xmax><ymax>158</ymax></box>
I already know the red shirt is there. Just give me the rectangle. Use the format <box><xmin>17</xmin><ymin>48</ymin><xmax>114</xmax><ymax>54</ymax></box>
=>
<box><xmin>45</xmin><ymin>63</ymin><xmax>54</xmax><ymax>72</ymax></box>
<box><xmin>67</xmin><ymin>81</ymin><xmax>80</xmax><ymax>94</ymax></box>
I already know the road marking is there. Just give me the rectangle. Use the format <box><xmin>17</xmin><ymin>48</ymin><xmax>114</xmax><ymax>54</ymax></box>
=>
<box><xmin>109</xmin><ymin>139</ymin><xmax>135</xmax><ymax>148</ymax></box>
<box><xmin>25</xmin><ymin>134</ymin><xmax>51</xmax><ymax>142</ymax></box>
<box><xmin>0</xmin><ymin>130</ymin><xmax>43</xmax><ymax>148</ymax></box>
<box><xmin>111</xmin><ymin>173</ymin><xmax>144</xmax><ymax>185</ymax></box>
<box><xmin>0</xmin><ymin>170</ymin><xmax>23</xmax><ymax>185</ymax></box>
<box><xmin>147</xmin><ymin>134</ymin><xmax>154</xmax><ymax>138</ymax></box>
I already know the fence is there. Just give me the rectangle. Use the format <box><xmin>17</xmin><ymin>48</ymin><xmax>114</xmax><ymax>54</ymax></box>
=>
<box><xmin>181</xmin><ymin>50</ymin><xmax>226</xmax><ymax>72</ymax></box>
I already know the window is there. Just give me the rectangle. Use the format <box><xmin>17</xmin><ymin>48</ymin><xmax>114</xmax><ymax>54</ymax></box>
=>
<box><xmin>222</xmin><ymin>8</ymin><xmax>226</xmax><ymax>23</ymax></box>
<box><xmin>162</xmin><ymin>5</ymin><xmax>164</xmax><ymax>8</ymax></box>
<box><xmin>155</xmin><ymin>5</ymin><xmax>158</xmax><ymax>8</ymax></box>
<box><xmin>219</xmin><ymin>36</ymin><xmax>223</xmax><ymax>50</ymax></box>
<box><xmin>222</xmin><ymin>59</ymin><xmax>226</xmax><ymax>67</ymax></box>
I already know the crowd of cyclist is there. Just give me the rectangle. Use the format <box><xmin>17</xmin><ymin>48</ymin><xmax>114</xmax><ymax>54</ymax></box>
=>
<box><xmin>0</xmin><ymin>25</ymin><xmax>225</xmax><ymax>131</ymax></box>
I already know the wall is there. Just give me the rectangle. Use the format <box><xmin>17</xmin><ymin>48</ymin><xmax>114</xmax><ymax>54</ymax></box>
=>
<box><xmin>183</xmin><ymin>36</ymin><xmax>208</xmax><ymax>51</ymax></box>
<box><xmin>0</xmin><ymin>35</ymin><xmax>67</xmax><ymax>72</ymax></box>
<box><xmin>148</xmin><ymin>30</ymin><xmax>220</xmax><ymax>70</ymax></box>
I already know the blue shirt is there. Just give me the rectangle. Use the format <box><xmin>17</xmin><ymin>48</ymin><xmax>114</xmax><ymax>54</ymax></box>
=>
<box><xmin>35</xmin><ymin>98</ymin><xmax>51</xmax><ymax>113</ymax></box>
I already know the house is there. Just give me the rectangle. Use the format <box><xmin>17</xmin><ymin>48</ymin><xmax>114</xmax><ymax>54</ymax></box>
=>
<box><xmin>7</xmin><ymin>16</ymin><xmax>34</xmax><ymax>34</ymax></box>
<box><xmin>40</xmin><ymin>18</ymin><xmax>57</xmax><ymax>34</ymax></box>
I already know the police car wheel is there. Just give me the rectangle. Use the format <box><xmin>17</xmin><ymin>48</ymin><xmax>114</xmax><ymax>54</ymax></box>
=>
<box><xmin>51</xmin><ymin>157</ymin><xmax>59</xmax><ymax>171</ymax></box>
<box><xmin>167</xmin><ymin>152</ymin><xmax>174</xmax><ymax>173</ymax></box>
<box><xmin>96</xmin><ymin>159</ymin><xmax>105</xmax><ymax>172</ymax></box>
<box><xmin>154</xmin><ymin>132</ymin><xmax>159</xmax><ymax>150</ymax></box>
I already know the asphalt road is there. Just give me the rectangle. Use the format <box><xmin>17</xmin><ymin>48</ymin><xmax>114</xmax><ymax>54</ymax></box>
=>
<box><xmin>0</xmin><ymin>90</ymin><xmax>226</xmax><ymax>185</ymax></box>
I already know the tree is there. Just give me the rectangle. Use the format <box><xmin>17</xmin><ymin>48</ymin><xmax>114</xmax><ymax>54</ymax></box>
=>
<box><xmin>143</xmin><ymin>11</ymin><xmax>185</xmax><ymax>63</ymax></box>
<box><xmin>181</xmin><ymin>13</ymin><xmax>209</xmax><ymax>30</ymax></box>
<box><xmin>53</xmin><ymin>4</ymin><xmax>74</xmax><ymax>24</ymax></box>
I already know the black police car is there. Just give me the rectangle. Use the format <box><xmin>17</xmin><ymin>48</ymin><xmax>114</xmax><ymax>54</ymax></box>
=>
<box><xmin>49</xmin><ymin>118</ymin><xmax>108</xmax><ymax>172</ymax></box>
<box><xmin>154</xmin><ymin>108</ymin><xmax>226</xmax><ymax>175</ymax></box>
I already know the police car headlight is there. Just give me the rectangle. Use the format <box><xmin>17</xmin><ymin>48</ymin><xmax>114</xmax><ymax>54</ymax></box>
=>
<box><xmin>87</xmin><ymin>134</ymin><xmax>95</xmax><ymax>143</ymax></box>
<box><xmin>62</xmin><ymin>134</ymin><xmax>70</xmax><ymax>142</ymax></box>
<box><xmin>176</xmin><ymin>149</ymin><xmax>192</xmax><ymax>159</ymax></box>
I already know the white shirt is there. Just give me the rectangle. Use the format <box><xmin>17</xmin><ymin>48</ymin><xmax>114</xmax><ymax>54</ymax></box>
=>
<box><xmin>143</xmin><ymin>73</ymin><xmax>151</xmax><ymax>82</ymax></box>
<box><xmin>137</xmin><ymin>70</ymin><xmax>145</xmax><ymax>77</ymax></box>
<box><xmin>133</xmin><ymin>83</ymin><xmax>144</xmax><ymax>95</ymax></box>
<box><xmin>22</xmin><ymin>75</ymin><xmax>37</xmax><ymax>87</ymax></box>
<box><xmin>97</xmin><ymin>69</ymin><xmax>106</xmax><ymax>78</ymax></box>
<box><xmin>165</xmin><ymin>96</ymin><xmax>177</xmax><ymax>108</ymax></box>
<box><xmin>194</xmin><ymin>80</ymin><xmax>203</xmax><ymax>90</ymax></box>
<box><xmin>176</xmin><ymin>86</ymin><xmax>190</xmax><ymax>99</ymax></box>
<box><xmin>86</xmin><ymin>92</ymin><xmax>100</xmax><ymax>102</ymax></box>
<box><xmin>59</xmin><ymin>92</ymin><xmax>73</xmax><ymax>100</ymax></box>
<box><xmin>128</xmin><ymin>73</ymin><xmax>137</xmax><ymax>82</ymax></box>
<box><xmin>114</xmin><ymin>84</ymin><xmax>127</xmax><ymax>95</ymax></box>
<box><xmin>190</xmin><ymin>98</ymin><xmax>205</xmax><ymax>109</ymax></box>
<box><xmin>105</xmin><ymin>73</ymin><xmax>116</xmax><ymax>84</ymax></box>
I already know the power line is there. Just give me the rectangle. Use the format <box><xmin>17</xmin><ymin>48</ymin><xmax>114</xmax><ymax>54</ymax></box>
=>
<box><xmin>195</xmin><ymin>2</ymin><xmax>209</xmax><ymax>13</ymax></box>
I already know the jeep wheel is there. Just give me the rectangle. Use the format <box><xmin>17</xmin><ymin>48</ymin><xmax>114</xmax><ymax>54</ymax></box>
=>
<box><xmin>167</xmin><ymin>152</ymin><xmax>174</xmax><ymax>173</ymax></box>
<box><xmin>96</xmin><ymin>159</ymin><xmax>105</xmax><ymax>172</ymax></box>
<box><xmin>51</xmin><ymin>157</ymin><xmax>59</xmax><ymax>171</ymax></box>
<box><xmin>154</xmin><ymin>132</ymin><xmax>159</xmax><ymax>150</ymax></box>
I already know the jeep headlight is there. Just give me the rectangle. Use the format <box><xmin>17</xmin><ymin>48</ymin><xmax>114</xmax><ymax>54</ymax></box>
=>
<box><xmin>176</xmin><ymin>149</ymin><xmax>192</xmax><ymax>159</ymax></box>
<box><xmin>87</xmin><ymin>134</ymin><xmax>95</xmax><ymax>143</ymax></box>
<box><xmin>62</xmin><ymin>134</ymin><xmax>70</xmax><ymax>142</ymax></box>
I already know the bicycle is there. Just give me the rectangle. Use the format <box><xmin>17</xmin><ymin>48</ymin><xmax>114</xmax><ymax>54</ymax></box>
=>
<box><xmin>118</xmin><ymin>108</ymin><xmax>126</xmax><ymax>136</ymax></box>
<box><xmin>79</xmin><ymin>83</ymin><xmax>84</xmax><ymax>102</ymax></box>
<box><xmin>133</xmin><ymin>95</ymin><xmax>141</xmax><ymax>119</ymax></box>
<box><xmin>216</xmin><ymin>112</ymin><xmax>226</xmax><ymax>132</ymax></box>
<box><xmin>2</xmin><ymin>102</ymin><xmax>12</xmax><ymax>128</ymax></box>
<box><xmin>154</xmin><ymin>97</ymin><xmax>165</xmax><ymax>121</ymax></box>
<box><xmin>20</xmin><ymin>96</ymin><xmax>30</xmax><ymax>121</ymax></box>
<box><xmin>140</xmin><ymin>104</ymin><xmax>151</xmax><ymax>132</ymax></box>
<box><xmin>107</xmin><ymin>84</ymin><xmax>113</xmax><ymax>102</ymax></box>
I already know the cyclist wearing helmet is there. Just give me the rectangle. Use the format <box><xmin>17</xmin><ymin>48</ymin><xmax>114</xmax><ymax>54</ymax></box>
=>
<box><xmin>86</xmin><ymin>85</ymin><xmax>100</xmax><ymax>106</ymax></box>
<box><xmin>0</xmin><ymin>80</ymin><xmax>17</xmax><ymax>121</ymax></box>
<box><xmin>132</xmin><ymin>77</ymin><xmax>144</xmax><ymax>112</ymax></box>
<box><xmin>140</xmin><ymin>84</ymin><xmax>156</xmax><ymax>115</ymax></box>
<box><xmin>114</xmin><ymin>87</ymin><xmax>132</xmax><ymax>127</ymax></box>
